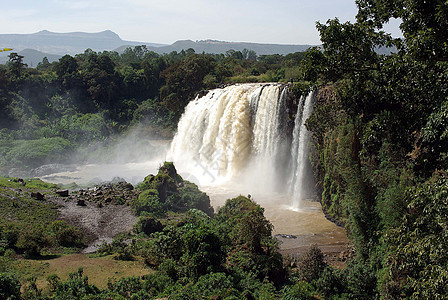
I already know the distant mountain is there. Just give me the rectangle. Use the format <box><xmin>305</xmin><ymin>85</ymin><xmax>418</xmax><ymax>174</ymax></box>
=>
<box><xmin>136</xmin><ymin>39</ymin><xmax>316</xmax><ymax>56</ymax></box>
<box><xmin>0</xmin><ymin>30</ymin><xmax>317</xmax><ymax>65</ymax></box>
<box><xmin>0</xmin><ymin>49</ymin><xmax>62</xmax><ymax>66</ymax></box>
<box><xmin>0</xmin><ymin>30</ymin><xmax>166</xmax><ymax>56</ymax></box>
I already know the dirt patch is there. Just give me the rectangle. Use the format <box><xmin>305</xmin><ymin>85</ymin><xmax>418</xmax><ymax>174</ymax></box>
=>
<box><xmin>45</xmin><ymin>181</ymin><xmax>140</xmax><ymax>253</ymax></box>
<box><xmin>54</xmin><ymin>196</ymin><xmax>138</xmax><ymax>253</ymax></box>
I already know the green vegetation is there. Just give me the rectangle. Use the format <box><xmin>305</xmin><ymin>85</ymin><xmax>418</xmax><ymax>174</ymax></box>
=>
<box><xmin>0</xmin><ymin>47</ymin><xmax>306</xmax><ymax>174</ymax></box>
<box><xmin>0</xmin><ymin>176</ymin><xmax>84</xmax><ymax>258</ymax></box>
<box><xmin>297</xmin><ymin>0</ymin><xmax>448</xmax><ymax>298</ymax></box>
<box><xmin>0</xmin><ymin>163</ymin><xmax>321</xmax><ymax>299</ymax></box>
<box><xmin>1</xmin><ymin>0</ymin><xmax>446</xmax><ymax>298</ymax></box>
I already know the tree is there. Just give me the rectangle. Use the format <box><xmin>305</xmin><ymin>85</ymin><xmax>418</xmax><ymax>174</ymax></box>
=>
<box><xmin>356</xmin><ymin>0</ymin><xmax>448</xmax><ymax>61</ymax></box>
<box><xmin>7</xmin><ymin>53</ymin><xmax>27</xmax><ymax>79</ymax></box>
<box><xmin>36</xmin><ymin>56</ymin><xmax>51</xmax><ymax>70</ymax></box>
<box><xmin>84</xmin><ymin>52</ymin><xmax>119</xmax><ymax>109</ymax></box>
<box><xmin>385</xmin><ymin>173</ymin><xmax>448</xmax><ymax>298</ymax></box>
<box><xmin>54</xmin><ymin>55</ymin><xmax>82</xmax><ymax>90</ymax></box>
<box><xmin>160</xmin><ymin>54</ymin><xmax>215</xmax><ymax>116</ymax></box>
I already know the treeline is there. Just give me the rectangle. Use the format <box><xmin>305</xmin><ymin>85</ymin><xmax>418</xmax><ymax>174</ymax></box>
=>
<box><xmin>300</xmin><ymin>0</ymin><xmax>448</xmax><ymax>298</ymax></box>
<box><xmin>0</xmin><ymin>46</ymin><xmax>305</xmax><ymax>172</ymax></box>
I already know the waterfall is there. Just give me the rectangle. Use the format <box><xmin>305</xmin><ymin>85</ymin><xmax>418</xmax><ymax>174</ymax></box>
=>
<box><xmin>168</xmin><ymin>83</ymin><xmax>314</xmax><ymax>205</ymax></box>
<box><xmin>290</xmin><ymin>92</ymin><xmax>314</xmax><ymax>209</ymax></box>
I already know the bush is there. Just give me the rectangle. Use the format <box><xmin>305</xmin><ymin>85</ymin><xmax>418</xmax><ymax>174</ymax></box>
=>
<box><xmin>133</xmin><ymin>215</ymin><xmax>163</xmax><ymax>235</ymax></box>
<box><xmin>193</xmin><ymin>272</ymin><xmax>236</xmax><ymax>298</ymax></box>
<box><xmin>281</xmin><ymin>281</ymin><xmax>315</xmax><ymax>300</ymax></box>
<box><xmin>16</xmin><ymin>226</ymin><xmax>50</xmax><ymax>257</ymax></box>
<box><xmin>297</xmin><ymin>245</ymin><xmax>326</xmax><ymax>283</ymax></box>
<box><xmin>1</xmin><ymin>137</ymin><xmax>73</xmax><ymax>169</ymax></box>
<box><xmin>0</xmin><ymin>273</ymin><xmax>21</xmax><ymax>300</ymax></box>
<box><xmin>315</xmin><ymin>266</ymin><xmax>347</xmax><ymax>298</ymax></box>
<box><xmin>50</xmin><ymin>220</ymin><xmax>83</xmax><ymax>247</ymax></box>
<box><xmin>132</xmin><ymin>189</ymin><xmax>165</xmax><ymax>217</ymax></box>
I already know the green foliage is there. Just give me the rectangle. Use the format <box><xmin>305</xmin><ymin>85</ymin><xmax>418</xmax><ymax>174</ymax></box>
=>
<box><xmin>133</xmin><ymin>215</ymin><xmax>163</xmax><ymax>235</ymax></box>
<box><xmin>296</xmin><ymin>245</ymin><xmax>327</xmax><ymax>283</ymax></box>
<box><xmin>50</xmin><ymin>221</ymin><xmax>83</xmax><ymax>247</ymax></box>
<box><xmin>15</xmin><ymin>225</ymin><xmax>51</xmax><ymax>258</ymax></box>
<box><xmin>0</xmin><ymin>137</ymin><xmax>73</xmax><ymax>169</ymax></box>
<box><xmin>0</xmin><ymin>272</ymin><xmax>21</xmax><ymax>300</ymax></box>
<box><xmin>132</xmin><ymin>189</ymin><xmax>165</xmax><ymax>217</ymax></box>
<box><xmin>193</xmin><ymin>272</ymin><xmax>237</xmax><ymax>298</ymax></box>
<box><xmin>49</xmin><ymin>267</ymin><xmax>100</xmax><ymax>299</ymax></box>
<box><xmin>384</xmin><ymin>173</ymin><xmax>448</xmax><ymax>298</ymax></box>
<box><xmin>315</xmin><ymin>267</ymin><xmax>346</xmax><ymax>298</ymax></box>
<box><xmin>281</xmin><ymin>281</ymin><xmax>315</xmax><ymax>300</ymax></box>
<box><xmin>107</xmin><ymin>276</ymin><xmax>143</xmax><ymax>298</ymax></box>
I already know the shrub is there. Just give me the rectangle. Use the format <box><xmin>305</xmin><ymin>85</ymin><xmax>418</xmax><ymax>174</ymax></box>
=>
<box><xmin>50</xmin><ymin>220</ymin><xmax>83</xmax><ymax>247</ymax></box>
<box><xmin>0</xmin><ymin>273</ymin><xmax>21</xmax><ymax>300</ymax></box>
<box><xmin>16</xmin><ymin>226</ymin><xmax>50</xmax><ymax>257</ymax></box>
<box><xmin>297</xmin><ymin>245</ymin><xmax>326</xmax><ymax>283</ymax></box>
<box><xmin>133</xmin><ymin>215</ymin><xmax>163</xmax><ymax>235</ymax></box>
<box><xmin>132</xmin><ymin>189</ymin><xmax>165</xmax><ymax>217</ymax></box>
<box><xmin>281</xmin><ymin>281</ymin><xmax>315</xmax><ymax>300</ymax></box>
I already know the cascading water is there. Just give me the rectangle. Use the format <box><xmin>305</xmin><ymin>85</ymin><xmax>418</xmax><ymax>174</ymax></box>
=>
<box><xmin>168</xmin><ymin>83</ymin><xmax>314</xmax><ymax>207</ymax></box>
<box><xmin>289</xmin><ymin>92</ymin><xmax>315</xmax><ymax>209</ymax></box>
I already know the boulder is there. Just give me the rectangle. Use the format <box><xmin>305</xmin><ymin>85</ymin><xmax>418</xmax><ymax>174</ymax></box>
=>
<box><xmin>31</xmin><ymin>192</ymin><xmax>45</xmax><ymax>200</ymax></box>
<box><xmin>56</xmin><ymin>190</ymin><xmax>69</xmax><ymax>197</ymax></box>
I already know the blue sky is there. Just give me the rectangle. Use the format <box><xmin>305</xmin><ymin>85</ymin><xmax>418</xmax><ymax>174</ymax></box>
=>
<box><xmin>1</xmin><ymin>0</ymin><xmax>402</xmax><ymax>44</ymax></box>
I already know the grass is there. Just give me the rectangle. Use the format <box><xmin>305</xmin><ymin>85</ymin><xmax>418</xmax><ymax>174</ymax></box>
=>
<box><xmin>9</xmin><ymin>254</ymin><xmax>152</xmax><ymax>289</ymax></box>
<box><xmin>0</xmin><ymin>176</ymin><xmax>60</xmax><ymax>227</ymax></box>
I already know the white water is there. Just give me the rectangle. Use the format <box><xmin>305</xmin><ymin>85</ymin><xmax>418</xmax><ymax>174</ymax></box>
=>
<box><xmin>168</xmin><ymin>83</ymin><xmax>315</xmax><ymax>207</ymax></box>
<box><xmin>290</xmin><ymin>92</ymin><xmax>315</xmax><ymax>209</ymax></box>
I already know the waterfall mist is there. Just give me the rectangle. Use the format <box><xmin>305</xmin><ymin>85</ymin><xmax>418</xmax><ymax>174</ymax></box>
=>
<box><xmin>168</xmin><ymin>83</ymin><xmax>315</xmax><ymax>208</ymax></box>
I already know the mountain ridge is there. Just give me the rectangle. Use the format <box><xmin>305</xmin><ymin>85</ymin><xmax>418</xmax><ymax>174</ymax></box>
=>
<box><xmin>0</xmin><ymin>30</ymin><xmax>315</xmax><ymax>56</ymax></box>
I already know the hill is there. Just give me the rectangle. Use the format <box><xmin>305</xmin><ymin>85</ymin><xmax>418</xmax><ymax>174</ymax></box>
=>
<box><xmin>0</xmin><ymin>30</ymin><xmax>166</xmax><ymax>56</ymax></box>
<box><xmin>117</xmin><ymin>39</ymin><xmax>316</xmax><ymax>55</ymax></box>
<box><xmin>0</xmin><ymin>49</ymin><xmax>62</xmax><ymax>66</ymax></box>
<box><xmin>0</xmin><ymin>30</ymin><xmax>316</xmax><ymax>62</ymax></box>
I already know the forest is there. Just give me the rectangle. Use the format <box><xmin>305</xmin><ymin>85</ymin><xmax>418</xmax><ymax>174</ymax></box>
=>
<box><xmin>0</xmin><ymin>45</ymin><xmax>304</xmax><ymax>174</ymax></box>
<box><xmin>1</xmin><ymin>0</ymin><xmax>448</xmax><ymax>298</ymax></box>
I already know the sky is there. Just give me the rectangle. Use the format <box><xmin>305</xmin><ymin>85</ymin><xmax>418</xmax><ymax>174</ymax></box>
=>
<box><xmin>1</xmin><ymin>0</ymin><xmax>402</xmax><ymax>45</ymax></box>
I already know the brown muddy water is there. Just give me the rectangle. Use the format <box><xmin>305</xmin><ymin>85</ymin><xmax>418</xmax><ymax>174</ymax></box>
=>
<box><xmin>201</xmin><ymin>185</ymin><xmax>348</xmax><ymax>259</ymax></box>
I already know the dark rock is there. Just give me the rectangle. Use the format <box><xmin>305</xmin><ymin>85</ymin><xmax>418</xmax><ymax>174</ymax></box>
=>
<box><xmin>31</xmin><ymin>192</ymin><xmax>45</xmax><ymax>200</ymax></box>
<box><xmin>10</xmin><ymin>178</ymin><xmax>26</xmax><ymax>186</ymax></box>
<box><xmin>274</xmin><ymin>234</ymin><xmax>297</xmax><ymax>239</ymax></box>
<box><xmin>56</xmin><ymin>190</ymin><xmax>69</xmax><ymax>197</ymax></box>
<box><xmin>77</xmin><ymin>199</ymin><xmax>86</xmax><ymax>206</ymax></box>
